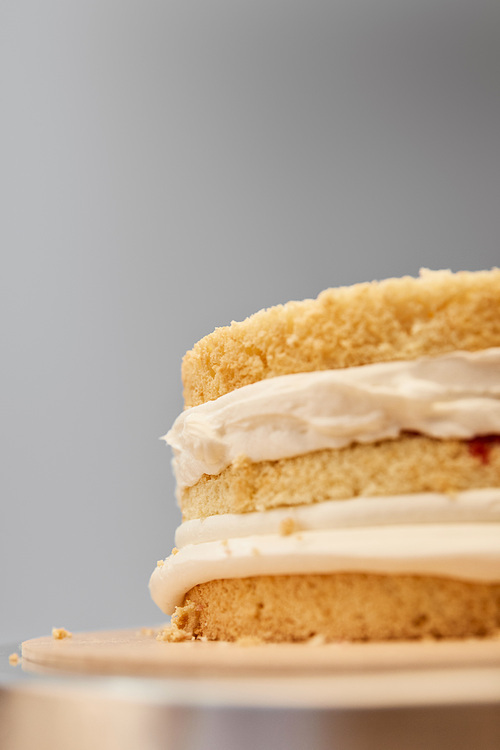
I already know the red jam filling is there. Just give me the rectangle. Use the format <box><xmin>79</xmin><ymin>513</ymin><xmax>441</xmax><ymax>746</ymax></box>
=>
<box><xmin>468</xmin><ymin>436</ymin><xmax>500</xmax><ymax>465</ymax></box>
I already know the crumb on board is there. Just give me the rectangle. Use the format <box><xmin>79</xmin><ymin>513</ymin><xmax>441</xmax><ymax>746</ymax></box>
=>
<box><xmin>279</xmin><ymin>517</ymin><xmax>297</xmax><ymax>536</ymax></box>
<box><xmin>52</xmin><ymin>627</ymin><xmax>72</xmax><ymax>640</ymax></box>
<box><xmin>8</xmin><ymin>653</ymin><xmax>20</xmax><ymax>666</ymax></box>
<box><xmin>156</xmin><ymin>625</ymin><xmax>193</xmax><ymax>642</ymax></box>
<box><xmin>140</xmin><ymin>627</ymin><xmax>157</xmax><ymax>637</ymax></box>
<box><xmin>307</xmin><ymin>634</ymin><xmax>327</xmax><ymax>646</ymax></box>
<box><xmin>156</xmin><ymin>600</ymin><xmax>200</xmax><ymax>642</ymax></box>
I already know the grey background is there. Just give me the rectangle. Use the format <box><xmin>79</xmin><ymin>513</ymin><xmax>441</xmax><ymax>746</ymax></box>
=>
<box><xmin>1</xmin><ymin>0</ymin><xmax>499</xmax><ymax>643</ymax></box>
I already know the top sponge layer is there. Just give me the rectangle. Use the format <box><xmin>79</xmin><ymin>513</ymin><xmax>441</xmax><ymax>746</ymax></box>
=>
<box><xmin>182</xmin><ymin>268</ymin><xmax>500</xmax><ymax>408</ymax></box>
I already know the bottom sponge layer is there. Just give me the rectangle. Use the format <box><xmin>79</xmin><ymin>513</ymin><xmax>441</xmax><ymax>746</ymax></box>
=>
<box><xmin>175</xmin><ymin>573</ymin><xmax>500</xmax><ymax>642</ymax></box>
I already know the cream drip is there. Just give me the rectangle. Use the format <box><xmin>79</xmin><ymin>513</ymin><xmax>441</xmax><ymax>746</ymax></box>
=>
<box><xmin>164</xmin><ymin>348</ymin><xmax>500</xmax><ymax>490</ymax></box>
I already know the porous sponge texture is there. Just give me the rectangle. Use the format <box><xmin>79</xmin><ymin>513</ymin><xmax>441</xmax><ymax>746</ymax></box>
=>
<box><xmin>180</xmin><ymin>573</ymin><xmax>500</xmax><ymax>642</ymax></box>
<box><xmin>180</xmin><ymin>435</ymin><xmax>500</xmax><ymax>520</ymax></box>
<box><xmin>182</xmin><ymin>269</ymin><xmax>500</xmax><ymax>408</ymax></box>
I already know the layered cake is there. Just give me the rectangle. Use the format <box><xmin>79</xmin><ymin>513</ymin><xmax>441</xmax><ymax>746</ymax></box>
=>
<box><xmin>150</xmin><ymin>269</ymin><xmax>500</xmax><ymax>641</ymax></box>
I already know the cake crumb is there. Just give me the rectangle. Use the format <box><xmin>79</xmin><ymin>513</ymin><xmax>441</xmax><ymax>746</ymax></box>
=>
<box><xmin>156</xmin><ymin>559</ymin><xmax>164</xmax><ymax>567</ymax></box>
<box><xmin>231</xmin><ymin>453</ymin><xmax>250</xmax><ymax>469</ymax></box>
<box><xmin>171</xmin><ymin>547</ymin><xmax>179</xmax><ymax>555</ymax></box>
<box><xmin>52</xmin><ymin>627</ymin><xmax>72</xmax><ymax>640</ymax></box>
<box><xmin>173</xmin><ymin>600</ymin><xmax>200</xmax><ymax>630</ymax></box>
<box><xmin>156</xmin><ymin>626</ymin><xmax>190</xmax><ymax>642</ymax></box>
<box><xmin>140</xmin><ymin>627</ymin><xmax>156</xmax><ymax>637</ymax></box>
<box><xmin>279</xmin><ymin>517</ymin><xmax>297</xmax><ymax>536</ymax></box>
<box><xmin>157</xmin><ymin>601</ymin><xmax>200</xmax><ymax>642</ymax></box>
<box><xmin>307</xmin><ymin>634</ymin><xmax>327</xmax><ymax>646</ymax></box>
<box><xmin>237</xmin><ymin>635</ymin><xmax>264</xmax><ymax>646</ymax></box>
<box><xmin>221</xmin><ymin>539</ymin><xmax>232</xmax><ymax>555</ymax></box>
<box><xmin>156</xmin><ymin>625</ymin><xmax>193</xmax><ymax>642</ymax></box>
<box><xmin>251</xmin><ymin>547</ymin><xmax>261</xmax><ymax>556</ymax></box>
<box><xmin>8</xmin><ymin>653</ymin><xmax>20</xmax><ymax>666</ymax></box>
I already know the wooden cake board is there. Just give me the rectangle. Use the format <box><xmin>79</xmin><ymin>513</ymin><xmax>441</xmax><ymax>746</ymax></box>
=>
<box><xmin>21</xmin><ymin>628</ymin><xmax>500</xmax><ymax>709</ymax></box>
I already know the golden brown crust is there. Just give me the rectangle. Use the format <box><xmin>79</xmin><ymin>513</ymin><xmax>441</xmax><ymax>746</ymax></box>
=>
<box><xmin>181</xmin><ymin>573</ymin><xmax>500</xmax><ymax>642</ymax></box>
<box><xmin>180</xmin><ymin>434</ymin><xmax>500</xmax><ymax>520</ymax></box>
<box><xmin>182</xmin><ymin>269</ymin><xmax>500</xmax><ymax>407</ymax></box>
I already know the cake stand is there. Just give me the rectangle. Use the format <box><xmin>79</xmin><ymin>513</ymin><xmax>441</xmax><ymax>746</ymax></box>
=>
<box><xmin>1</xmin><ymin>629</ymin><xmax>500</xmax><ymax>750</ymax></box>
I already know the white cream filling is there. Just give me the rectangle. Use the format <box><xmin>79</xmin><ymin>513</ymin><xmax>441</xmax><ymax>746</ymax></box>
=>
<box><xmin>164</xmin><ymin>348</ymin><xmax>500</xmax><ymax>491</ymax></box>
<box><xmin>175</xmin><ymin>489</ymin><xmax>500</xmax><ymax>547</ymax></box>
<box><xmin>149</xmin><ymin>489</ymin><xmax>500</xmax><ymax>615</ymax></box>
<box><xmin>149</xmin><ymin>523</ymin><xmax>500</xmax><ymax>615</ymax></box>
